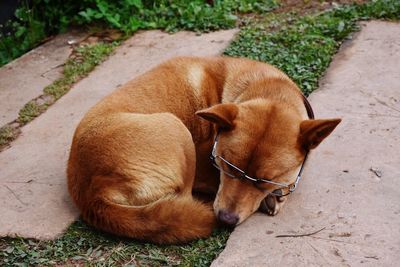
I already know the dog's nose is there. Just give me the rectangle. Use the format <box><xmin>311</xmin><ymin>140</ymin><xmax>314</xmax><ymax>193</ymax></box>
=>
<box><xmin>218</xmin><ymin>209</ymin><xmax>239</xmax><ymax>226</ymax></box>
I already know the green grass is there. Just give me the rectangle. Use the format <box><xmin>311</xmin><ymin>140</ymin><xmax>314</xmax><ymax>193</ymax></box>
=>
<box><xmin>18</xmin><ymin>101</ymin><xmax>46</xmax><ymax>124</ymax></box>
<box><xmin>0</xmin><ymin>4</ymin><xmax>46</xmax><ymax>67</ymax></box>
<box><xmin>225</xmin><ymin>0</ymin><xmax>400</xmax><ymax>95</ymax></box>
<box><xmin>0</xmin><ymin>126</ymin><xmax>15</xmax><ymax>147</ymax></box>
<box><xmin>0</xmin><ymin>0</ymin><xmax>279</xmax><ymax>67</ymax></box>
<box><xmin>77</xmin><ymin>0</ymin><xmax>278</xmax><ymax>33</ymax></box>
<box><xmin>0</xmin><ymin>221</ymin><xmax>231</xmax><ymax>266</ymax></box>
<box><xmin>44</xmin><ymin>42</ymin><xmax>116</xmax><ymax>100</ymax></box>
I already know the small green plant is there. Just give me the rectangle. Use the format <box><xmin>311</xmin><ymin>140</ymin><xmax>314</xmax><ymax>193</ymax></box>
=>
<box><xmin>0</xmin><ymin>126</ymin><xmax>15</xmax><ymax>146</ymax></box>
<box><xmin>44</xmin><ymin>42</ymin><xmax>116</xmax><ymax>100</ymax></box>
<box><xmin>0</xmin><ymin>3</ymin><xmax>45</xmax><ymax>66</ymax></box>
<box><xmin>225</xmin><ymin>0</ymin><xmax>400</xmax><ymax>95</ymax></box>
<box><xmin>0</xmin><ymin>0</ymin><xmax>279</xmax><ymax>67</ymax></box>
<box><xmin>0</xmin><ymin>221</ymin><xmax>231</xmax><ymax>266</ymax></box>
<box><xmin>76</xmin><ymin>0</ymin><xmax>279</xmax><ymax>33</ymax></box>
<box><xmin>18</xmin><ymin>101</ymin><xmax>45</xmax><ymax>124</ymax></box>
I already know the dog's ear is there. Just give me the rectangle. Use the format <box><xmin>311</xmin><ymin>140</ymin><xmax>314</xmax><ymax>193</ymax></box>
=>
<box><xmin>299</xmin><ymin>119</ymin><xmax>341</xmax><ymax>150</ymax></box>
<box><xmin>196</xmin><ymin>103</ymin><xmax>238</xmax><ymax>129</ymax></box>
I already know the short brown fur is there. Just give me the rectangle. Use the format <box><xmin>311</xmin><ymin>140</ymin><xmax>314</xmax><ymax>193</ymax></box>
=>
<box><xmin>67</xmin><ymin>56</ymin><xmax>340</xmax><ymax>243</ymax></box>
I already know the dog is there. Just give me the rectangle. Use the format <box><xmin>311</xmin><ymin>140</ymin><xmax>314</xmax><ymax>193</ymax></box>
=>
<box><xmin>67</xmin><ymin>56</ymin><xmax>340</xmax><ymax>244</ymax></box>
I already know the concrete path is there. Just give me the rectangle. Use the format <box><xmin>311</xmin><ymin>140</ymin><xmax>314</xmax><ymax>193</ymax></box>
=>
<box><xmin>0</xmin><ymin>31</ymin><xmax>87</xmax><ymax>127</ymax></box>
<box><xmin>212</xmin><ymin>21</ymin><xmax>400</xmax><ymax>267</ymax></box>
<box><xmin>0</xmin><ymin>29</ymin><xmax>238</xmax><ymax>239</ymax></box>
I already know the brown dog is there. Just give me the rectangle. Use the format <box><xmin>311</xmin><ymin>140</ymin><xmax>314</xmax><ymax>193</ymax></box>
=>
<box><xmin>67</xmin><ymin>56</ymin><xmax>340</xmax><ymax>244</ymax></box>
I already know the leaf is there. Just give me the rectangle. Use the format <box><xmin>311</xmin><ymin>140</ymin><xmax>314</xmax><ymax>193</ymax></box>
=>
<box><xmin>107</xmin><ymin>15</ymin><xmax>121</xmax><ymax>28</ymax></box>
<box><xmin>126</xmin><ymin>0</ymin><xmax>143</xmax><ymax>9</ymax></box>
<box><xmin>77</xmin><ymin>237</ymin><xmax>85</xmax><ymax>246</ymax></box>
<box><xmin>79</xmin><ymin>9</ymin><xmax>97</xmax><ymax>21</ymax></box>
<box><xmin>86</xmin><ymin>247</ymin><xmax>93</xmax><ymax>256</ymax></box>
<box><xmin>225</xmin><ymin>14</ymin><xmax>238</xmax><ymax>22</ymax></box>
<box><xmin>145</xmin><ymin>21</ymin><xmax>157</xmax><ymax>28</ymax></box>
<box><xmin>94</xmin><ymin>249</ymin><xmax>103</xmax><ymax>258</ymax></box>
<box><xmin>15</xmin><ymin>27</ymin><xmax>27</xmax><ymax>38</ymax></box>
<box><xmin>94</xmin><ymin>12</ymin><xmax>103</xmax><ymax>19</ymax></box>
<box><xmin>30</xmin><ymin>251</ymin><xmax>39</xmax><ymax>258</ymax></box>
<box><xmin>337</xmin><ymin>21</ymin><xmax>345</xmax><ymax>32</ymax></box>
<box><xmin>129</xmin><ymin>17</ymin><xmax>141</xmax><ymax>31</ymax></box>
<box><xmin>4</xmin><ymin>246</ymin><xmax>14</xmax><ymax>254</ymax></box>
<box><xmin>72</xmin><ymin>255</ymin><xmax>85</xmax><ymax>261</ymax></box>
<box><xmin>97</xmin><ymin>1</ymin><xmax>109</xmax><ymax>15</ymax></box>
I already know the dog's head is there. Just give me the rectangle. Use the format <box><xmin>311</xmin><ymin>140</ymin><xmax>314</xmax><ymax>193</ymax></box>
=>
<box><xmin>196</xmin><ymin>99</ymin><xmax>340</xmax><ymax>226</ymax></box>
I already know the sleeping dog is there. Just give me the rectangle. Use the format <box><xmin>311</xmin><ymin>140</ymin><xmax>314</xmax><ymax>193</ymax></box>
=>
<box><xmin>67</xmin><ymin>56</ymin><xmax>340</xmax><ymax>243</ymax></box>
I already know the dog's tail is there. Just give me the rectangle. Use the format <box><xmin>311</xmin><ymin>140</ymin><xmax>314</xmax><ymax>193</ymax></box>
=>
<box><xmin>81</xmin><ymin>194</ymin><xmax>216</xmax><ymax>244</ymax></box>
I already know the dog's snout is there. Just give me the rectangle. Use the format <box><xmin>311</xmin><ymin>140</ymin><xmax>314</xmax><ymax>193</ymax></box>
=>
<box><xmin>218</xmin><ymin>209</ymin><xmax>239</xmax><ymax>226</ymax></box>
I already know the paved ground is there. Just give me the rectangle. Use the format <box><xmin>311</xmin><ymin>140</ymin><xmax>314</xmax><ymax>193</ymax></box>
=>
<box><xmin>0</xmin><ymin>31</ymin><xmax>87</xmax><ymax>127</ymax></box>
<box><xmin>0</xmin><ymin>29</ymin><xmax>238</xmax><ymax>239</ymax></box>
<box><xmin>212</xmin><ymin>21</ymin><xmax>400</xmax><ymax>267</ymax></box>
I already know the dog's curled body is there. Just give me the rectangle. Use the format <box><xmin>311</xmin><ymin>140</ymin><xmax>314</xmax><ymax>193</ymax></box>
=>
<box><xmin>67</xmin><ymin>56</ymin><xmax>340</xmax><ymax>244</ymax></box>
<box><xmin>68</xmin><ymin>111</ymin><xmax>212</xmax><ymax>244</ymax></box>
<box><xmin>68</xmin><ymin>57</ymin><xmax>231</xmax><ymax>243</ymax></box>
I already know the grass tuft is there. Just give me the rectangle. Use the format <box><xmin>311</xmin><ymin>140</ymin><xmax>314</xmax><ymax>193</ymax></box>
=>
<box><xmin>0</xmin><ymin>220</ymin><xmax>231</xmax><ymax>266</ymax></box>
<box><xmin>17</xmin><ymin>101</ymin><xmax>46</xmax><ymax>124</ymax></box>
<box><xmin>225</xmin><ymin>0</ymin><xmax>400</xmax><ymax>95</ymax></box>
<box><xmin>44</xmin><ymin>42</ymin><xmax>116</xmax><ymax>100</ymax></box>
<box><xmin>0</xmin><ymin>126</ymin><xmax>16</xmax><ymax>146</ymax></box>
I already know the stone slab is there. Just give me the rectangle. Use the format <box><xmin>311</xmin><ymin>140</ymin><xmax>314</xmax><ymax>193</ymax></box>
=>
<box><xmin>0</xmin><ymin>29</ymin><xmax>239</xmax><ymax>239</ymax></box>
<box><xmin>0</xmin><ymin>30</ymin><xmax>88</xmax><ymax>127</ymax></box>
<box><xmin>212</xmin><ymin>21</ymin><xmax>400</xmax><ymax>267</ymax></box>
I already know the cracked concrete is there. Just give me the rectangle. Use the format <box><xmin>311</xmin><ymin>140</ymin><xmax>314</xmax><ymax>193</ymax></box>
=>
<box><xmin>0</xmin><ymin>31</ymin><xmax>88</xmax><ymax>127</ymax></box>
<box><xmin>0</xmin><ymin>29</ymin><xmax>238</xmax><ymax>239</ymax></box>
<box><xmin>211</xmin><ymin>21</ymin><xmax>400</xmax><ymax>267</ymax></box>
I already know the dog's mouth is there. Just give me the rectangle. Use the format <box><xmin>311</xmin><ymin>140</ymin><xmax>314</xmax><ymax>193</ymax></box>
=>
<box><xmin>215</xmin><ymin>190</ymin><xmax>285</xmax><ymax>225</ymax></box>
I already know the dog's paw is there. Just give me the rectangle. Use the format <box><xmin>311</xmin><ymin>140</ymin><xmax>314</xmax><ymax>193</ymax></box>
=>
<box><xmin>260</xmin><ymin>194</ymin><xmax>287</xmax><ymax>216</ymax></box>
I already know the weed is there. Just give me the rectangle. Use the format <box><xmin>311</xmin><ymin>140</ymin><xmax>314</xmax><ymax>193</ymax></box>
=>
<box><xmin>0</xmin><ymin>220</ymin><xmax>231</xmax><ymax>266</ymax></box>
<box><xmin>0</xmin><ymin>126</ymin><xmax>16</xmax><ymax>146</ymax></box>
<box><xmin>44</xmin><ymin>42</ymin><xmax>116</xmax><ymax>100</ymax></box>
<box><xmin>18</xmin><ymin>101</ymin><xmax>46</xmax><ymax>124</ymax></box>
<box><xmin>0</xmin><ymin>2</ymin><xmax>46</xmax><ymax>66</ymax></box>
<box><xmin>0</xmin><ymin>0</ymin><xmax>279</xmax><ymax>67</ymax></box>
<box><xmin>225</xmin><ymin>0</ymin><xmax>400</xmax><ymax>95</ymax></box>
<box><xmin>76</xmin><ymin>0</ymin><xmax>279</xmax><ymax>33</ymax></box>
